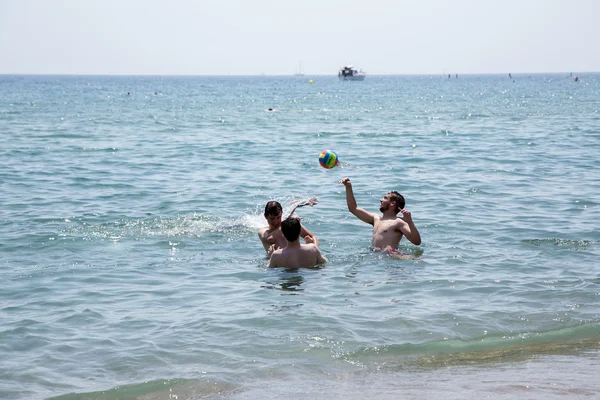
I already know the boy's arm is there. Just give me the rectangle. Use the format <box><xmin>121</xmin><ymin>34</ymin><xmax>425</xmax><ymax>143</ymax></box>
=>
<box><xmin>315</xmin><ymin>247</ymin><xmax>328</xmax><ymax>264</ymax></box>
<box><xmin>258</xmin><ymin>228</ymin><xmax>271</xmax><ymax>252</ymax></box>
<box><xmin>341</xmin><ymin>177</ymin><xmax>375</xmax><ymax>225</ymax></box>
<box><xmin>300</xmin><ymin>224</ymin><xmax>319</xmax><ymax>248</ymax></box>
<box><xmin>399</xmin><ymin>209</ymin><xmax>421</xmax><ymax>245</ymax></box>
<box><xmin>268</xmin><ymin>252</ymin><xmax>279</xmax><ymax>268</ymax></box>
<box><xmin>287</xmin><ymin>197</ymin><xmax>318</xmax><ymax>219</ymax></box>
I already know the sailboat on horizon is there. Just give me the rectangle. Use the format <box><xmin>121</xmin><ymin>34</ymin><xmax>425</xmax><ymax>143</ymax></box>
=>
<box><xmin>293</xmin><ymin>61</ymin><xmax>305</xmax><ymax>76</ymax></box>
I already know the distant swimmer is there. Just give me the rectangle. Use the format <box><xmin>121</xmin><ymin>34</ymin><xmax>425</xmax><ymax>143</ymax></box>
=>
<box><xmin>265</xmin><ymin>108</ymin><xmax>279</xmax><ymax>112</ymax></box>
<box><xmin>508</xmin><ymin>73</ymin><xmax>512</xmax><ymax>79</ymax></box>
<box><xmin>574</xmin><ymin>76</ymin><xmax>580</xmax><ymax>82</ymax></box>
<box><xmin>268</xmin><ymin>217</ymin><xmax>328</xmax><ymax>268</ymax></box>
<box><xmin>340</xmin><ymin>177</ymin><xmax>421</xmax><ymax>256</ymax></box>
<box><xmin>258</xmin><ymin>200</ymin><xmax>318</xmax><ymax>256</ymax></box>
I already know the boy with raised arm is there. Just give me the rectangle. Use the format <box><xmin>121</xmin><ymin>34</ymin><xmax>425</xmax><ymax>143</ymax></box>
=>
<box><xmin>340</xmin><ymin>177</ymin><xmax>421</xmax><ymax>254</ymax></box>
<box><xmin>258</xmin><ymin>200</ymin><xmax>318</xmax><ymax>256</ymax></box>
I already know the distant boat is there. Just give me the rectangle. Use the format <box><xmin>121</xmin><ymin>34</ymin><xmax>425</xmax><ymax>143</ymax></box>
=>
<box><xmin>338</xmin><ymin>65</ymin><xmax>366</xmax><ymax>81</ymax></box>
<box><xmin>293</xmin><ymin>61</ymin><xmax>305</xmax><ymax>76</ymax></box>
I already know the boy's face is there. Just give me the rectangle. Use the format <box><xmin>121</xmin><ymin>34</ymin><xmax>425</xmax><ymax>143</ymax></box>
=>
<box><xmin>265</xmin><ymin>211</ymin><xmax>282</xmax><ymax>229</ymax></box>
<box><xmin>379</xmin><ymin>193</ymin><xmax>395</xmax><ymax>212</ymax></box>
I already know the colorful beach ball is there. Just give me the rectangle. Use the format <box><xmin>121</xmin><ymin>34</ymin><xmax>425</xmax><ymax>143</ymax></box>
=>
<box><xmin>319</xmin><ymin>150</ymin><xmax>339</xmax><ymax>169</ymax></box>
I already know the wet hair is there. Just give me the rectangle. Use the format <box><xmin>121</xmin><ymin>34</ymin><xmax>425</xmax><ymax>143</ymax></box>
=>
<box><xmin>280</xmin><ymin>217</ymin><xmax>301</xmax><ymax>242</ymax></box>
<box><xmin>264</xmin><ymin>201</ymin><xmax>282</xmax><ymax>216</ymax></box>
<box><xmin>389</xmin><ymin>191</ymin><xmax>405</xmax><ymax>212</ymax></box>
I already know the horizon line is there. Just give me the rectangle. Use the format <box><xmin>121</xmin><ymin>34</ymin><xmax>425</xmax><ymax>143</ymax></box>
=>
<box><xmin>0</xmin><ymin>71</ymin><xmax>596</xmax><ymax>77</ymax></box>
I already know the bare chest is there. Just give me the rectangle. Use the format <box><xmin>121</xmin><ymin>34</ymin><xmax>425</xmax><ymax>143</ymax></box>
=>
<box><xmin>373</xmin><ymin>218</ymin><xmax>399</xmax><ymax>234</ymax></box>
<box><xmin>263</xmin><ymin>228</ymin><xmax>287</xmax><ymax>246</ymax></box>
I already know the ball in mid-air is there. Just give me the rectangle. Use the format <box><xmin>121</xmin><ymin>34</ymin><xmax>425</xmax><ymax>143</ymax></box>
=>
<box><xmin>319</xmin><ymin>150</ymin><xmax>338</xmax><ymax>169</ymax></box>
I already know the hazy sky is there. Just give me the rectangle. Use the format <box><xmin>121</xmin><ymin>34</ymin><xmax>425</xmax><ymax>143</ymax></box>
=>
<box><xmin>1</xmin><ymin>0</ymin><xmax>598</xmax><ymax>75</ymax></box>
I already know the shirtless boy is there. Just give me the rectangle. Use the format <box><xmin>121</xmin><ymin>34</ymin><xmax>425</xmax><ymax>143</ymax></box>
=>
<box><xmin>340</xmin><ymin>177</ymin><xmax>421</xmax><ymax>254</ymax></box>
<box><xmin>268</xmin><ymin>217</ymin><xmax>328</xmax><ymax>268</ymax></box>
<box><xmin>258</xmin><ymin>201</ymin><xmax>318</xmax><ymax>255</ymax></box>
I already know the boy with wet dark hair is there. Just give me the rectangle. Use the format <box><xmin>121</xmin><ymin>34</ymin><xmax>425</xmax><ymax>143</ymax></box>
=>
<box><xmin>280</xmin><ymin>216</ymin><xmax>302</xmax><ymax>241</ymax></box>
<box><xmin>268</xmin><ymin>217</ymin><xmax>328</xmax><ymax>268</ymax></box>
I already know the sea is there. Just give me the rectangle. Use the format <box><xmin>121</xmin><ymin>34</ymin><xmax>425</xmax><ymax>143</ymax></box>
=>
<box><xmin>1</xmin><ymin>73</ymin><xmax>599</xmax><ymax>399</ymax></box>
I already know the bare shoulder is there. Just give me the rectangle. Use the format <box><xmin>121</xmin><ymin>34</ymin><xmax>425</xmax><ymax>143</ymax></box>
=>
<box><xmin>271</xmin><ymin>248</ymin><xmax>284</xmax><ymax>256</ymax></box>
<box><xmin>393</xmin><ymin>216</ymin><xmax>407</xmax><ymax>227</ymax></box>
<box><xmin>371</xmin><ymin>214</ymin><xmax>384</xmax><ymax>225</ymax></box>
<box><xmin>258</xmin><ymin>226</ymin><xmax>274</xmax><ymax>241</ymax></box>
<box><xmin>268</xmin><ymin>249</ymin><xmax>283</xmax><ymax>268</ymax></box>
<box><xmin>309</xmin><ymin>244</ymin><xmax>325</xmax><ymax>259</ymax></box>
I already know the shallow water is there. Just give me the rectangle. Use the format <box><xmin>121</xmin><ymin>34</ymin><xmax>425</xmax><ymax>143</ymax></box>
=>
<box><xmin>1</xmin><ymin>74</ymin><xmax>599</xmax><ymax>399</ymax></box>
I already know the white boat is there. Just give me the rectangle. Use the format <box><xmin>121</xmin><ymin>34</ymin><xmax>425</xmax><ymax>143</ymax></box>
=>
<box><xmin>338</xmin><ymin>65</ymin><xmax>366</xmax><ymax>81</ymax></box>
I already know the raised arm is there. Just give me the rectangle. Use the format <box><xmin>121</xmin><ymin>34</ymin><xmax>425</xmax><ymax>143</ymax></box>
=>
<box><xmin>287</xmin><ymin>197</ymin><xmax>318</xmax><ymax>219</ymax></box>
<box><xmin>341</xmin><ymin>177</ymin><xmax>375</xmax><ymax>225</ymax></box>
<box><xmin>286</xmin><ymin>198</ymin><xmax>320</xmax><ymax>247</ymax></box>
<box><xmin>399</xmin><ymin>209</ymin><xmax>421</xmax><ymax>245</ymax></box>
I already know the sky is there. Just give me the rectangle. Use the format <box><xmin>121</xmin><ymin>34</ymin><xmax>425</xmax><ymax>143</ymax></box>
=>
<box><xmin>0</xmin><ymin>0</ymin><xmax>598</xmax><ymax>75</ymax></box>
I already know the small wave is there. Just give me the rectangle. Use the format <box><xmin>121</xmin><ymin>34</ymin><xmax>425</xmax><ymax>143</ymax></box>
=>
<box><xmin>82</xmin><ymin>147</ymin><xmax>118</xmax><ymax>152</ymax></box>
<box><xmin>523</xmin><ymin>238</ymin><xmax>598</xmax><ymax>250</ymax></box>
<box><xmin>0</xmin><ymin>109</ymin><xmax>21</xmax><ymax>115</ymax></box>
<box><xmin>48</xmin><ymin>377</ymin><xmax>241</xmax><ymax>400</ymax></box>
<box><xmin>346</xmin><ymin>323</ymin><xmax>600</xmax><ymax>369</ymax></box>
<box><xmin>27</xmin><ymin>132</ymin><xmax>91</xmax><ymax>139</ymax></box>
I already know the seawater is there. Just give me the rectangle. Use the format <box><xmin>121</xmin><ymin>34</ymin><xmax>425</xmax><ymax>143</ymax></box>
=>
<box><xmin>1</xmin><ymin>74</ymin><xmax>599</xmax><ymax>400</ymax></box>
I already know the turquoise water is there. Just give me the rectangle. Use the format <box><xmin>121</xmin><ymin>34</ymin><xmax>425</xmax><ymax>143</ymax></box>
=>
<box><xmin>1</xmin><ymin>74</ymin><xmax>599</xmax><ymax>399</ymax></box>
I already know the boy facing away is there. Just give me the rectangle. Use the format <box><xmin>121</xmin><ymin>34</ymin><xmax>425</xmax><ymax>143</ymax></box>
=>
<box><xmin>268</xmin><ymin>217</ymin><xmax>328</xmax><ymax>268</ymax></box>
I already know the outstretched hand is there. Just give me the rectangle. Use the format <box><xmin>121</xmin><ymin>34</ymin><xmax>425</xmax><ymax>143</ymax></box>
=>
<box><xmin>291</xmin><ymin>196</ymin><xmax>318</xmax><ymax>207</ymax></box>
<box><xmin>288</xmin><ymin>196</ymin><xmax>318</xmax><ymax>218</ymax></box>
<box><xmin>340</xmin><ymin>177</ymin><xmax>351</xmax><ymax>187</ymax></box>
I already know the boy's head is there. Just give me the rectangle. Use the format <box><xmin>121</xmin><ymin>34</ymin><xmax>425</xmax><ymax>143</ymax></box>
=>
<box><xmin>389</xmin><ymin>191</ymin><xmax>405</xmax><ymax>211</ymax></box>
<box><xmin>280</xmin><ymin>217</ymin><xmax>301</xmax><ymax>242</ymax></box>
<box><xmin>380</xmin><ymin>191</ymin><xmax>405</xmax><ymax>213</ymax></box>
<box><xmin>264</xmin><ymin>201</ymin><xmax>283</xmax><ymax>228</ymax></box>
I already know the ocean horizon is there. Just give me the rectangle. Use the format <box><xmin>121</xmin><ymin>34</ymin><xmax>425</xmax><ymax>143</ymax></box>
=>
<box><xmin>1</xmin><ymin>71</ymin><xmax>598</xmax><ymax>77</ymax></box>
